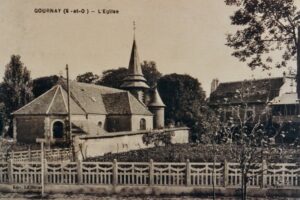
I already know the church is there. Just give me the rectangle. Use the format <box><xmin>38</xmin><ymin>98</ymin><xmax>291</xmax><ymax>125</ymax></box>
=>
<box><xmin>12</xmin><ymin>38</ymin><xmax>166</xmax><ymax>144</ymax></box>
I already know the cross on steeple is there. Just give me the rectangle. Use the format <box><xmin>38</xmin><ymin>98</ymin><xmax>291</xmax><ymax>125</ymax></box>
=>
<box><xmin>133</xmin><ymin>21</ymin><xmax>136</xmax><ymax>39</ymax></box>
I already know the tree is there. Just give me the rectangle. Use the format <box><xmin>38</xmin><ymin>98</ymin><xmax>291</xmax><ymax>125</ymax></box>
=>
<box><xmin>32</xmin><ymin>75</ymin><xmax>59</xmax><ymax>97</ymax></box>
<box><xmin>97</xmin><ymin>67</ymin><xmax>128</xmax><ymax>88</ymax></box>
<box><xmin>141</xmin><ymin>61</ymin><xmax>162</xmax><ymax>88</ymax></box>
<box><xmin>225</xmin><ymin>0</ymin><xmax>300</xmax><ymax>98</ymax></box>
<box><xmin>76</xmin><ymin>72</ymin><xmax>100</xmax><ymax>84</ymax></box>
<box><xmin>208</xmin><ymin>79</ymin><xmax>274</xmax><ymax>200</ymax></box>
<box><xmin>97</xmin><ymin>61</ymin><xmax>162</xmax><ymax>89</ymax></box>
<box><xmin>0</xmin><ymin>102</ymin><xmax>5</xmax><ymax>136</ymax></box>
<box><xmin>1</xmin><ymin>55</ymin><xmax>33</xmax><ymax>136</ymax></box>
<box><xmin>157</xmin><ymin>73</ymin><xmax>206</xmax><ymax>141</ymax></box>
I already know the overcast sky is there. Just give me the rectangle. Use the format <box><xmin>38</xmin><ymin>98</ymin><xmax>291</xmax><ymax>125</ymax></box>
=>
<box><xmin>0</xmin><ymin>0</ymin><xmax>299</xmax><ymax>95</ymax></box>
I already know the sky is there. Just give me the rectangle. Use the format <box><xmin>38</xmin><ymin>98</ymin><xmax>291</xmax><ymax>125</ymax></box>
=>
<box><xmin>0</xmin><ymin>0</ymin><xmax>299</xmax><ymax>95</ymax></box>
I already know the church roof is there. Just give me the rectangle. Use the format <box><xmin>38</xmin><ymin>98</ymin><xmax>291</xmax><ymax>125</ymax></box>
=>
<box><xmin>209</xmin><ymin>77</ymin><xmax>284</xmax><ymax>105</ymax></box>
<box><xmin>121</xmin><ymin>39</ymin><xmax>149</xmax><ymax>89</ymax></box>
<box><xmin>13</xmin><ymin>80</ymin><xmax>152</xmax><ymax>116</ymax></box>
<box><xmin>12</xmin><ymin>85</ymin><xmax>86</xmax><ymax>115</ymax></box>
<box><xmin>102</xmin><ymin>92</ymin><xmax>152</xmax><ymax>115</ymax></box>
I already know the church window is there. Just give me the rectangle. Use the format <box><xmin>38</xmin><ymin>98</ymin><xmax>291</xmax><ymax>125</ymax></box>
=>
<box><xmin>140</xmin><ymin>118</ymin><xmax>146</xmax><ymax>130</ymax></box>
<box><xmin>98</xmin><ymin>121</ymin><xmax>102</xmax><ymax>128</ymax></box>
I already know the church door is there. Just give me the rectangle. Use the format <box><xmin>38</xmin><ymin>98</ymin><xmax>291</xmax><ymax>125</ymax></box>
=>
<box><xmin>52</xmin><ymin>121</ymin><xmax>64</xmax><ymax>138</ymax></box>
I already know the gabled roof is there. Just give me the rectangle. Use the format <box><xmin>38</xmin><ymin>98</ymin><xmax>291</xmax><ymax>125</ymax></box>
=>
<box><xmin>13</xmin><ymin>85</ymin><xmax>85</xmax><ymax>115</ymax></box>
<box><xmin>102</xmin><ymin>92</ymin><xmax>152</xmax><ymax>115</ymax></box>
<box><xmin>209</xmin><ymin>77</ymin><xmax>284</xmax><ymax>105</ymax></box>
<box><xmin>121</xmin><ymin>39</ymin><xmax>149</xmax><ymax>89</ymax></box>
<box><xmin>13</xmin><ymin>79</ymin><xmax>152</xmax><ymax>116</ymax></box>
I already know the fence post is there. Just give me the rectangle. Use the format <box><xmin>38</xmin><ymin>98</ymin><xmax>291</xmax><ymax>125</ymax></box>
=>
<box><xmin>43</xmin><ymin>159</ymin><xmax>47</xmax><ymax>184</ymax></box>
<box><xmin>186</xmin><ymin>159</ymin><xmax>191</xmax><ymax>186</ymax></box>
<box><xmin>261</xmin><ymin>159</ymin><xmax>267</xmax><ymax>188</ymax></box>
<box><xmin>77</xmin><ymin>159</ymin><xmax>82</xmax><ymax>184</ymax></box>
<box><xmin>28</xmin><ymin>146</ymin><xmax>31</xmax><ymax>161</ymax></box>
<box><xmin>224</xmin><ymin>159</ymin><xmax>228</xmax><ymax>187</ymax></box>
<box><xmin>8</xmin><ymin>159</ymin><xmax>13</xmax><ymax>184</ymax></box>
<box><xmin>113</xmin><ymin>159</ymin><xmax>118</xmax><ymax>186</ymax></box>
<box><xmin>149</xmin><ymin>159</ymin><xmax>154</xmax><ymax>186</ymax></box>
<box><xmin>11</xmin><ymin>150</ymin><xmax>14</xmax><ymax>160</ymax></box>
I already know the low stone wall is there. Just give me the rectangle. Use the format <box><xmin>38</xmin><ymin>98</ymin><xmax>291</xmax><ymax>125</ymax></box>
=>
<box><xmin>74</xmin><ymin>127</ymin><xmax>189</xmax><ymax>160</ymax></box>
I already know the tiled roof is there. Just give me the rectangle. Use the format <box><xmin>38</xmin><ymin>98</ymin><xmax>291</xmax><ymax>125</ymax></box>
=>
<box><xmin>102</xmin><ymin>92</ymin><xmax>131</xmax><ymax>114</ymax></box>
<box><xmin>13</xmin><ymin>79</ymin><xmax>151</xmax><ymax>116</ymax></box>
<box><xmin>127</xmin><ymin>93</ymin><xmax>153</xmax><ymax>115</ymax></box>
<box><xmin>209</xmin><ymin>77</ymin><xmax>284</xmax><ymax>105</ymax></box>
<box><xmin>13</xmin><ymin>85</ymin><xmax>85</xmax><ymax>115</ymax></box>
<box><xmin>102</xmin><ymin>92</ymin><xmax>152</xmax><ymax>115</ymax></box>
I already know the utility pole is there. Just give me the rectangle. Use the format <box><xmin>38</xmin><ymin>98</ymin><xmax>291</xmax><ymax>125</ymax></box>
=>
<box><xmin>297</xmin><ymin>26</ymin><xmax>300</xmax><ymax>99</ymax></box>
<box><xmin>66</xmin><ymin>65</ymin><xmax>72</xmax><ymax>143</ymax></box>
<box><xmin>66</xmin><ymin>65</ymin><xmax>75</xmax><ymax>161</ymax></box>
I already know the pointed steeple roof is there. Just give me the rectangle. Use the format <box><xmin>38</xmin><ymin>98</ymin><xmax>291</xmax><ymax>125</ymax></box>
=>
<box><xmin>148</xmin><ymin>88</ymin><xmax>165</xmax><ymax>107</ymax></box>
<box><xmin>121</xmin><ymin>39</ymin><xmax>149</xmax><ymax>89</ymax></box>
<box><xmin>129</xmin><ymin>39</ymin><xmax>143</xmax><ymax>76</ymax></box>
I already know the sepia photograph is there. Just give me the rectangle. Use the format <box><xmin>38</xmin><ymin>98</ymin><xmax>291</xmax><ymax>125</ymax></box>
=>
<box><xmin>0</xmin><ymin>0</ymin><xmax>299</xmax><ymax>199</ymax></box>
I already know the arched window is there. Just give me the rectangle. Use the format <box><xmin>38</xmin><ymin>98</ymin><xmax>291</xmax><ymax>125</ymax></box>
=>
<box><xmin>140</xmin><ymin>118</ymin><xmax>146</xmax><ymax>130</ymax></box>
<box><xmin>52</xmin><ymin>121</ymin><xmax>64</xmax><ymax>138</ymax></box>
<box><xmin>98</xmin><ymin>121</ymin><xmax>102</xmax><ymax>128</ymax></box>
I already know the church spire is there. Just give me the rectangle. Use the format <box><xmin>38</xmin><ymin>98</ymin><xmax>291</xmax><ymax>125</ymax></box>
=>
<box><xmin>121</xmin><ymin>22</ymin><xmax>149</xmax><ymax>90</ymax></box>
<box><xmin>133</xmin><ymin>20</ymin><xmax>136</xmax><ymax>40</ymax></box>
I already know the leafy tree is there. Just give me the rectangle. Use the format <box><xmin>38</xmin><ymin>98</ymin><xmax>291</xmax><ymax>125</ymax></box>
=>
<box><xmin>157</xmin><ymin>73</ymin><xmax>206</xmax><ymax>141</ymax></box>
<box><xmin>97</xmin><ymin>67</ymin><xmax>128</xmax><ymax>88</ymax></box>
<box><xmin>225</xmin><ymin>0</ymin><xmax>300</xmax><ymax>97</ymax></box>
<box><xmin>76</xmin><ymin>72</ymin><xmax>100</xmax><ymax>84</ymax></box>
<box><xmin>97</xmin><ymin>61</ymin><xmax>162</xmax><ymax>89</ymax></box>
<box><xmin>1</xmin><ymin>55</ymin><xmax>33</xmax><ymax>136</ymax></box>
<box><xmin>0</xmin><ymin>102</ymin><xmax>4</xmax><ymax>136</ymax></box>
<box><xmin>32</xmin><ymin>75</ymin><xmax>59</xmax><ymax>97</ymax></box>
<box><xmin>207</xmin><ymin>79</ymin><xmax>290</xmax><ymax>200</ymax></box>
<box><xmin>141</xmin><ymin>61</ymin><xmax>162</xmax><ymax>88</ymax></box>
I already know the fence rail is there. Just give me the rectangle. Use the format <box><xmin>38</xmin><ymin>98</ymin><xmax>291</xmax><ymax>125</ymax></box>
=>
<box><xmin>0</xmin><ymin>159</ymin><xmax>299</xmax><ymax>189</ymax></box>
<box><xmin>0</xmin><ymin>148</ymin><xmax>72</xmax><ymax>162</ymax></box>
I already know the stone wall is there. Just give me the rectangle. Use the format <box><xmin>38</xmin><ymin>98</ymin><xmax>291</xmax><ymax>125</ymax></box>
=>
<box><xmin>75</xmin><ymin>127</ymin><xmax>189</xmax><ymax>160</ymax></box>
<box><xmin>131</xmin><ymin>115</ymin><xmax>153</xmax><ymax>131</ymax></box>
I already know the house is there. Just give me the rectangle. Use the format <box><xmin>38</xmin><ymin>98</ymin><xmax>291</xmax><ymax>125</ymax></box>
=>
<box><xmin>209</xmin><ymin>77</ymin><xmax>284</xmax><ymax>121</ymax></box>
<box><xmin>268</xmin><ymin>72</ymin><xmax>300</xmax><ymax>124</ymax></box>
<box><xmin>209</xmin><ymin>72</ymin><xmax>300</xmax><ymax>138</ymax></box>
<box><xmin>12</xmin><ymin>38</ymin><xmax>166</xmax><ymax>144</ymax></box>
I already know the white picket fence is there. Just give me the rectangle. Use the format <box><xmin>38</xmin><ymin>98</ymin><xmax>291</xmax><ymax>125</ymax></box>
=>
<box><xmin>0</xmin><ymin>148</ymin><xmax>72</xmax><ymax>162</ymax></box>
<box><xmin>0</xmin><ymin>160</ymin><xmax>299</xmax><ymax>188</ymax></box>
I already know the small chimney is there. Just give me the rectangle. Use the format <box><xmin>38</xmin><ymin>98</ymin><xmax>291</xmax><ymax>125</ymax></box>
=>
<box><xmin>211</xmin><ymin>78</ymin><xmax>219</xmax><ymax>93</ymax></box>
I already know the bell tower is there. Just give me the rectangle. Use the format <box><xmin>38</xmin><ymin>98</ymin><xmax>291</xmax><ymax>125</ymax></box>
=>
<box><xmin>121</xmin><ymin>22</ymin><xmax>149</xmax><ymax>103</ymax></box>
